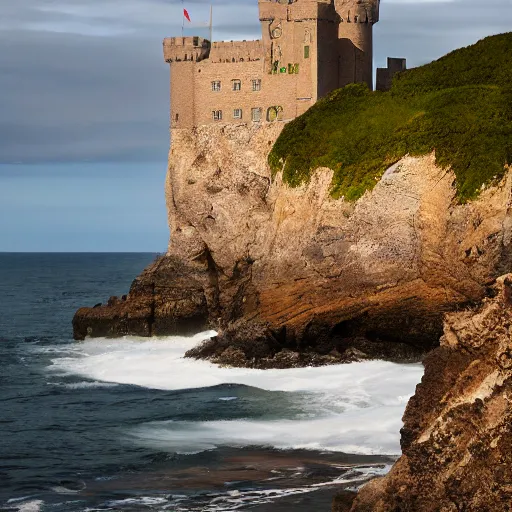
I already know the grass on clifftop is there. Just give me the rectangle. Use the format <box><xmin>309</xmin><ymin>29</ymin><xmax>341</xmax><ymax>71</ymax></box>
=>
<box><xmin>269</xmin><ymin>33</ymin><xmax>512</xmax><ymax>202</ymax></box>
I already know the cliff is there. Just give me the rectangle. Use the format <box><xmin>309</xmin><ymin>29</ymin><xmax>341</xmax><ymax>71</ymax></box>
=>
<box><xmin>351</xmin><ymin>274</ymin><xmax>512</xmax><ymax>511</ymax></box>
<box><xmin>73</xmin><ymin>34</ymin><xmax>512</xmax><ymax>367</ymax></box>
<box><xmin>73</xmin><ymin>120</ymin><xmax>512</xmax><ymax>367</ymax></box>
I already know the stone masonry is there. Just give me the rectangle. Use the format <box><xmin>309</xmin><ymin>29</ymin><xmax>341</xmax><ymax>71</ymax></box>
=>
<box><xmin>376</xmin><ymin>57</ymin><xmax>407</xmax><ymax>92</ymax></box>
<box><xmin>163</xmin><ymin>0</ymin><xmax>382</xmax><ymax>129</ymax></box>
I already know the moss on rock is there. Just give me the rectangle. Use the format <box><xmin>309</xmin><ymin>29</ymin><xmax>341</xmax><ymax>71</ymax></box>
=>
<box><xmin>269</xmin><ymin>33</ymin><xmax>512</xmax><ymax>202</ymax></box>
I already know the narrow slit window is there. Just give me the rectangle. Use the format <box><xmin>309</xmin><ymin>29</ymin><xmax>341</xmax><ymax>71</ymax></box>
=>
<box><xmin>232</xmin><ymin>79</ymin><xmax>242</xmax><ymax>91</ymax></box>
<box><xmin>252</xmin><ymin>79</ymin><xmax>261</xmax><ymax>92</ymax></box>
<box><xmin>212</xmin><ymin>110</ymin><xmax>222</xmax><ymax>121</ymax></box>
<box><xmin>233</xmin><ymin>108</ymin><xmax>242</xmax><ymax>119</ymax></box>
<box><xmin>211</xmin><ymin>81</ymin><xmax>221</xmax><ymax>92</ymax></box>
<box><xmin>304</xmin><ymin>45</ymin><xmax>310</xmax><ymax>59</ymax></box>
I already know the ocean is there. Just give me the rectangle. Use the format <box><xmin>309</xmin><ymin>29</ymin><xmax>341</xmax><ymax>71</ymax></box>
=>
<box><xmin>0</xmin><ymin>253</ymin><xmax>423</xmax><ymax>512</ymax></box>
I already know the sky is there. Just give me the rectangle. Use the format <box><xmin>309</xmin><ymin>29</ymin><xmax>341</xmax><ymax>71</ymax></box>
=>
<box><xmin>1</xmin><ymin>0</ymin><xmax>511</xmax><ymax>252</ymax></box>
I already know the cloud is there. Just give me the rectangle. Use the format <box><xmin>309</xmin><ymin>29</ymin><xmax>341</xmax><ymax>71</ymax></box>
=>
<box><xmin>1</xmin><ymin>0</ymin><xmax>511</xmax><ymax>164</ymax></box>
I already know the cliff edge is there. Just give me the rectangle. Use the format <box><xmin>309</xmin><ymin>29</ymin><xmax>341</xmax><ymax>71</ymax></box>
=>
<box><xmin>351</xmin><ymin>274</ymin><xmax>512</xmax><ymax>511</ymax></box>
<box><xmin>73</xmin><ymin>120</ymin><xmax>512</xmax><ymax>367</ymax></box>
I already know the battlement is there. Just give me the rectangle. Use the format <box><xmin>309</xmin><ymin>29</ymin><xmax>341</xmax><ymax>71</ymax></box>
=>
<box><xmin>334</xmin><ymin>0</ymin><xmax>380</xmax><ymax>23</ymax></box>
<box><xmin>209</xmin><ymin>40</ymin><xmax>263</xmax><ymax>63</ymax></box>
<box><xmin>259</xmin><ymin>0</ymin><xmax>336</xmax><ymax>22</ymax></box>
<box><xmin>163</xmin><ymin>37</ymin><xmax>211</xmax><ymax>63</ymax></box>
<box><xmin>376</xmin><ymin>57</ymin><xmax>407</xmax><ymax>91</ymax></box>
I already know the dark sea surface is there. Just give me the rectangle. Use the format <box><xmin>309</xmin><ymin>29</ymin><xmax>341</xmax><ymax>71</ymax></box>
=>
<box><xmin>0</xmin><ymin>253</ymin><xmax>422</xmax><ymax>512</ymax></box>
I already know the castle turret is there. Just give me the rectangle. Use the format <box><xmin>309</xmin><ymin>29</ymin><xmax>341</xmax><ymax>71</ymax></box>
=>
<box><xmin>163</xmin><ymin>37</ymin><xmax>211</xmax><ymax>63</ymax></box>
<box><xmin>334</xmin><ymin>0</ymin><xmax>380</xmax><ymax>89</ymax></box>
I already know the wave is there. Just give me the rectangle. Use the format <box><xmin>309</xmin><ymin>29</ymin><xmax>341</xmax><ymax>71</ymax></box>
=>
<box><xmin>128</xmin><ymin>406</ymin><xmax>406</xmax><ymax>455</ymax></box>
<box><xmin>48</xmin><ymin>381</ymin><xmax>120</xmax><ymax>390</ymax></box>
<box><xmin>45</xmin><ymin>332</ymin><xmax>423</xmax><ymax>456</ymax></box>
<box><xmin>5</xmin><ymin>500</ymin><xmax>44</xmax><ymax>512</ymax></box>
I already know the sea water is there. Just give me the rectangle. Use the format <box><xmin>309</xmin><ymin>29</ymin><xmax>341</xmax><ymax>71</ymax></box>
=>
<box><xmin>0</xmin><ymin>253</ymin><xmax>423</xmax><ymax>511</ymax></box>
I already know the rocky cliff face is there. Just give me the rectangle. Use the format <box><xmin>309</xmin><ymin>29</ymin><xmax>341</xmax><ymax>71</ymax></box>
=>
<box><xmin>351</xmin><ymin>274</ymin><xmax>512</xmax><ymax>511</ymax></box>
<box><xmin>74</xmin><ymin>123</ymin><xmax>512</xmax><ymax>367</ymax></box>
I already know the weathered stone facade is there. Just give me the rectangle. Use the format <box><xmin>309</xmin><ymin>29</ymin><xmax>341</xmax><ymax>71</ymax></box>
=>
<box><xmin>163</xmin><ymin>0</ymin><xmax>381</xmax><ymax>129</ymax></box>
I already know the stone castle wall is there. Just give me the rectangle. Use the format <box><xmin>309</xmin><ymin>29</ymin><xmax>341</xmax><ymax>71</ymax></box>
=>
<box><xmin>165</xmin><ymin>0</ymin><xmax>381</xmax><ymax>129</ymax></box>
<box><xmin>209</xmin><ymin>40</ymin><xmax>264</xmax><ymax>63</ymax></box>
<box><xmin>376</xmin><ymin>57</ymin><xmax>407</xmax><ymax>91</ymax></box>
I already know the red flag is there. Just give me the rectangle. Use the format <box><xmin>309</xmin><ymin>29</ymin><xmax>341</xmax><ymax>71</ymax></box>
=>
<box><xmin>183</xmin><ymin>8</ymin><xmax>191</xmax><ymax>22</ymax></box>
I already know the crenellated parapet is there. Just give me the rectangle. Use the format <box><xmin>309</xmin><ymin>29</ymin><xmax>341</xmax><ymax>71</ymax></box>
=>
<box><xmin>163</xmin><ymin>36</ymin><xmax>211</xmax><ymax>63</ymax></box>
<box><xmin>209</xmin><ymin>40</ymin><xmax>264</xmax><ymax>63</ymax></box>
<box><xmin>334</xmin><ymin>0</ymin><xmax>379</xmax><ymax>23</ymax></box>
<box><xmin>377</xmin><ymin>57</ymin><xmax>407</xmax><ymax>91</ymax></box>
<box><xmin>259</xmin><ymin>0</ymin><xmax>337</xmax><ymax>23</ymax></box>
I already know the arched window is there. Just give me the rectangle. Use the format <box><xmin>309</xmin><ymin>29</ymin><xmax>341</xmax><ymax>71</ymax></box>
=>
<box><xmin>267</xmin><ymin>106</ymin><xmax>283</xmax><ymax>122</ymax></box>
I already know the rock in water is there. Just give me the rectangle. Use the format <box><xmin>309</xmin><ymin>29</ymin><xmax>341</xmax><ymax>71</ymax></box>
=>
<box><xmin>351</xmin><ymin>274</ymin><xmax>512</xmax><ymax>511</ymax></box>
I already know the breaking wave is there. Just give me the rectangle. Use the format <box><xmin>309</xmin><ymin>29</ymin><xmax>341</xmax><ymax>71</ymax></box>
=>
<box><xmin>45</xmin><ymin>332</ymin><xmax>423</xmax><ymax>456</ymax></box>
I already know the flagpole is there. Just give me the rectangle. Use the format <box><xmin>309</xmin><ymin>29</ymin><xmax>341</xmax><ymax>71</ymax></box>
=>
<box><xmin>209</xmin><ymin>4</ymin><xmax>213</xmax><ymax>43</ymax></box>
<box><xmin>182</xmin><ymin>0</ymin><xmax>185</xmax><ymax>37</ymax></box>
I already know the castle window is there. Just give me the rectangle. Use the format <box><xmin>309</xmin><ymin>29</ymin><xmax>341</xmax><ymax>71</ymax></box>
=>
<box><xmin>251</xmin><ymin>108</ymin><xmax>262</xmax><ymax>122</ymax></box>
<box><xmin>212</xmin><ymin>110</ymin><xmax>223</xmax><ymax>121</ymax></box>
<box><xmin>304</xmin><ymin>45</ymin><xmax>310</xmax><ymax>59</ymax></box>
<box><xmin>233</xmin><ymin>108</ymin><xmax>242</xmax><ymax>119</ymax></box>
<box><xmin>252</xmin><ymin>79</ymin><xmax>262</xmax><ymax>92</ymax></box>
<box><xmin>232</xmin><ymin>79</ymin><xmax>241</xmax><ymax>91</ymax></box>
<box><xmin>211</xmin><ymin>81</ymin><xmax>221</xmax><ymax>92</ymax></box>
<box><xmin>175</xmin><ymin>113</ymin><xmax>179</xmax><ymax>122</ymax></box>
<box><xmin>267</xmin><ymin>106</ymin><xmax>283</xmax><ymax>122</ymax></box>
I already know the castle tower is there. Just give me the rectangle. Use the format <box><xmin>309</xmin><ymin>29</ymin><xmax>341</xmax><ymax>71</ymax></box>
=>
<box><xmin>258</xmin><ymin>0</ymin><xmax>340</xmax><ymax>111</ymax></box>
<box><xmin>163</xmin><ymin>37</ymin><xmax>211</xmax><ymax>129</ymax></box>
<box><xmin>334</xmin><ymin>0</ymin><xmax>380</xmax><ymax>89</ymax></box>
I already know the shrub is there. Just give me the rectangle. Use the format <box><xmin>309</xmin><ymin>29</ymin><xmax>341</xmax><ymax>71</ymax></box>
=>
<box><xmin>269</xmin><ymin>33</ymin><xmax>512</xmax><ymax>202</ymax></box>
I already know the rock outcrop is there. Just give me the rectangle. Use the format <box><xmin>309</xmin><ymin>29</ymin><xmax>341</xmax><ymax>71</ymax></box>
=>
<box><xmin>73</xmin><ymin>123</ymin><xmax>512</xmax><ymax>366</ymax></box>
<box><xmin>351</xmin><ymin>274</ymin><xmax>512</xmax><ymax>511</ymax></box>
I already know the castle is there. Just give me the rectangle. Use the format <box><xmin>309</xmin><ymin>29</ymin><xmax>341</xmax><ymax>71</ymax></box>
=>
<box><xmin>163</xmin><ymin>0</ymin><xmax>404</xmax><ymax>129</ymax></box>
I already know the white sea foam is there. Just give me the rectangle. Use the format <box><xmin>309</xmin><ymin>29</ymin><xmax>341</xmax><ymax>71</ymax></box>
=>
<box><xmin>55</xmin><ymin>380</ymin><xmax>120</xmax><ymax>389</ymax></box>
<box><xmin>47</xmin><ymin>331</ymin><xmax>423</xmax><ymax>456</ymax></box>
<box><xmin>129</xmin><ymin>406</ymin><xmax>406</xmax><ymax>455</ymax></box>
<box><xmin>10</xmin><ymin>500</ymin><xmax>44</xmax><ymax>512</ymax></box>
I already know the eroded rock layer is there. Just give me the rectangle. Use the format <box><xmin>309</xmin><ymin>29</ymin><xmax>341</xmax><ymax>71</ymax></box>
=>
<box><xmin>351</xmin><ymin>274</ymin><xmax>512</xmax><ymax>512</ymax></box>
<box><xmin>73</xmin><ymin>124</ymin><xmax>512</xmax><ymax>366</ymax></box>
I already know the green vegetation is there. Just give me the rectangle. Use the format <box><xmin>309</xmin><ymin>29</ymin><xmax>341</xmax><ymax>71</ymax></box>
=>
<box><xmin>269</xmin><ymin>33</ymin><xmax>512</xmax><ymax>201</ymax></box>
